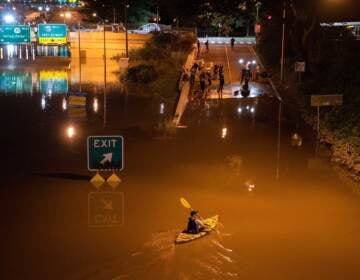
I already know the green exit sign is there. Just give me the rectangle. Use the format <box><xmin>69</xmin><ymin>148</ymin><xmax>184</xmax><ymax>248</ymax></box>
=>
<box><xmin>87</xmin><ymin>136</ymin><xmax>124</xmax><ymax>171</ymax></box>
<box><xmin>0</xmin><ymin>25</ymin><xmax>31</xmax><ymax>44</ymax></box>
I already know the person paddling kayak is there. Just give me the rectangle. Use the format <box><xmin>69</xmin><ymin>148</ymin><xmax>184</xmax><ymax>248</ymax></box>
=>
<box><xmin>186</xmin><ymin>210</ymin><xmax>209</xmax><ymax>234</ymax></box>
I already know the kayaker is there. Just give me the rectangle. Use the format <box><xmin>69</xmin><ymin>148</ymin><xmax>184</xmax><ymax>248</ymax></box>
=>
<box><xmin>187</xmin><ymin>210</ymin><xmax>208</xmax><ymax>234</ymax></box>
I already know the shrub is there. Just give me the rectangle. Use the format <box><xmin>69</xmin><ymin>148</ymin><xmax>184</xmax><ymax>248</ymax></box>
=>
<box><xmin>125</xmin><ymin>64</ymin><xmax>158</xmax><ymax>83</ymax></box>
<box><xmin>121</xmin><ymin>31</ymin><xmax>194</xmax><ymax>100</ymax></box>
<box><xmin>137</xmin><ymin>42</ymin><xmax>170</xmax><ymax>61</ymax></box>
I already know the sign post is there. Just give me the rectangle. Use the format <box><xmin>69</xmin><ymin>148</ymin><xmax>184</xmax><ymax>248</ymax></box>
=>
<box><xmin>295</xmin><ymin>61</ymin><xmax>306</xmax><ymax>83</ymax></box>
<box><xmin>311</xmin><ymin>94</ymin><xmax>343</xmax><ymax>139</ymax></box>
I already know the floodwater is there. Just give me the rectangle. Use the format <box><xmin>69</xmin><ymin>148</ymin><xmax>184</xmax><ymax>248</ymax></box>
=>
<box><xmin>1</xmin><ymin>51</ymin><xmax>360</xmax><ymax>280</ymax></box>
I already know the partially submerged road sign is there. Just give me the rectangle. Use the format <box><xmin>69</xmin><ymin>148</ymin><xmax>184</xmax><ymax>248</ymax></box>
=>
<box><xmin>68</xmin><ymin>92</ymin><xmax>87</xmax><ymax>107</ymax></box>
<box><xmin>87</xmin><ymin>136</ymin><xmax>124</xmax><ymax>171</ymax></box>
<box><xmin>311</xmin><ymin>95</ymin><xmax>343</xmax><ymax>107</ymax></box>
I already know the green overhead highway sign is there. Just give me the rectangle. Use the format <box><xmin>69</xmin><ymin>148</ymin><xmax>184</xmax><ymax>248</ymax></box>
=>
<box><xmin>87</xmin><ymin>136</ymin><xmax>124</xmax><ymax>171</ymax></box>
<box><xmin>38</xmin><ymin>24</ymin><xmax>67</xmax><ymax>45</ymax></box>
<box><xmin>0</xmin><ymin>25</ymin><xmax>31</xmax><ymax>44</ymax></box>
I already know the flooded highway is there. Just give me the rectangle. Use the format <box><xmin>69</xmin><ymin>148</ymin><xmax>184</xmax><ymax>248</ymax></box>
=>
<box><xmin>1</xmin><ymin>46</ymin><xmax>360</xmax><ymax>280</ymax></box>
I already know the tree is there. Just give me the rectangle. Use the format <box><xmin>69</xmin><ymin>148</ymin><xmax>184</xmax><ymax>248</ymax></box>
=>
<box><xmin>86</xmin><ymin>0</ymin><xmax>155</xmax><ymax>26</ymax></box>
<box><xmin>258</xmin><ymin>0</ymin><xmax>321</xmax><ymax>70</ymax></box>
<box><xmin>127</xmin><ymin>0</ymin><xmax>156</xmax><ymax>26</ymax></box>
<box><xmin>196</xmin><ymin>0</ymin><xmax>257</xmax><ymax>36</ymax></box>
<box><xmin>288</xmin><ymin>0</ymin><xmax>320</xmax><ymax>72</ymax></box>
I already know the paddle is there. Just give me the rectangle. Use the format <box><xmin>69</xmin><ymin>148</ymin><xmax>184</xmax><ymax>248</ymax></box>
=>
<box><xmin>180</xmin><ymin>197</ymin><xmax>193</xmax><ymax>210</ymax></box>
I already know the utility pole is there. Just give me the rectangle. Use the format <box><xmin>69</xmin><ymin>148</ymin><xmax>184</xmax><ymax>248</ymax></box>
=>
<box><xmin>156</xmin><ymin>5</ymin><xmax>159</xmax><ymax>23</ymax></box>
<box><xmin>280</xmin><ymin>1</ymin><xmax>286</xmax><ymax>84</ymax></box>
<box><xmin>255</xmin><ymin>1</ymin><xmax>262</xmax><ymax>45</ymax></box>
<box><xmin>78</xmin><ymin>21</ymin><xmax>82</xmax><ymax>93</ymax></box>
<box><xmin>103</xmin><ymin>19</ymin><xmax>107</xmax><ymax>128</ymax></box>
<box><xmin>124</xmin><ymin>0</ymin><xmax>129</xmax><ymax>58</ymax></box>
<box><xmin>103</xmin><ymin>21</ymin><xmax>107</xmax><ymax>88</ymax></box>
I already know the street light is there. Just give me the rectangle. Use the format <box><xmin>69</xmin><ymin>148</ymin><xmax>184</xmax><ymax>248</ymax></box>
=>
<box><xmin>3</xmin><ymin>14</ymin><xmax>15</xmax><ymax>24</ymax></box>
<box><xmin>60</xmin><ymin>11</ymin><xmax>71</xmax><ymax>23</ymax></box>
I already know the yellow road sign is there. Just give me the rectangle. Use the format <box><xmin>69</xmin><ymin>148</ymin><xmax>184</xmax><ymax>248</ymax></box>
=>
<box><xmin>69</xmin><ymin>95</ymin><xmax>86</xmax><ymax>107</ymax></box>
<box><xmin>107</xmin><ymin>173</ymin><xmax>122</xmax><ymax>190</ymax></box>
<box><xmin>39</xmin><ymin>37</ymin><xmax>67</xmax><ymax>45</ymax></box>
<box><xmin>39</xmin><ymin>70</ymin><xmax>68</xmax><ymax>80</ymax></box>
<box><xmin>90</xmin><ymin>173</ymin><xmax>105</xmax><ymax>190</ymax></box>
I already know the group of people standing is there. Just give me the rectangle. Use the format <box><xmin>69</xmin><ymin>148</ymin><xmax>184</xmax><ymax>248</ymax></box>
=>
<box><xmin>179</xmin><ymin>38</ymin><xmax>250</xmax><ymax>101</ymax></box>
<box><xmin>187</xmin><ymin>62</ymin><xmax>226</xmax><ymax>101</ymax></box>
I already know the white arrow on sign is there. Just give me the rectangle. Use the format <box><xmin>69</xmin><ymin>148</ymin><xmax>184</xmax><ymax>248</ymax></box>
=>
<box><xmin>100</xmin><ymin>153</ymin><xmax>113</xmax><ymax>165</ymax></box>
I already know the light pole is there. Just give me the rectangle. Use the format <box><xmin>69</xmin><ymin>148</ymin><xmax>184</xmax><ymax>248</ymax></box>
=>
<box><xmin>78</xmin><ymin>19</ymin><xmax>82</xmax><ymax>93</ymax></box>
<box><xmin>255</xmin><ymin>1</ymin><xmax>261</xmax><ymax>22</ymax></box>
<box><xmin>156</xmin><ymin>5</ymin><xmax>159</xmax><ymax>24</ymax></box>
<box><xmin>255</xmin><ymin>1</ymin><xmax>262</xmax><ymax>45</ymax></box>
<box><xmin>92</xmin><ymin>13</ymin><xmax>107</xmax><ymax>87</ymax></box>
<box><xmin>280</xmin><ymin>1</ymin><xmax>286</xmax><ymax>85</ymax></box>
<box><xmin>123</xmin><ymin>1</ymin><xmax>129</xmax><ymax>58</ymax></box>
<box><xmin>93</xmin><ymin>13</ymin><xmax>107</xmax><ymax>128</ymax></box>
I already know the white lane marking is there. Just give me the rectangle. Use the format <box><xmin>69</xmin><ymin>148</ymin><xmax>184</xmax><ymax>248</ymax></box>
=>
<box><xmin>248</xmin><ymin>46</ymin><xmax>282</xmax><ymax>101</ymax></box>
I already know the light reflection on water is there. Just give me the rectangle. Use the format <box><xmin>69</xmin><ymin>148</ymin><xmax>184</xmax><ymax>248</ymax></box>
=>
<box><xmin>0</xmin><ymin>57</ymin><xmax>121</xmax><ymax>96</ymax></box>
<box><xmin>0</xmin><ymin>69</ymin><xmax>68</xmax><ymax>96</ymax></box>
<box><xmin>77</xmin><ymin>229</ymin><xmax>241</xmax><ymax>280</ymax></box>
<box><xmin>0</xmin><ymin>70</ymin><xmax>33</xmax><ymax>95</ymax></box>
<box><xmin>2</xmin><ymin>63</ymin><xmax>360</xmax><ymax>280</ymax></box>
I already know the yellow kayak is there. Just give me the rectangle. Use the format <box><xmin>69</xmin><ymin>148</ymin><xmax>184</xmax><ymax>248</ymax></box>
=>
<box><xmin>175</xmin><ymin>215</ymin><xmax>219</xmax><ymax>244</ymax></box>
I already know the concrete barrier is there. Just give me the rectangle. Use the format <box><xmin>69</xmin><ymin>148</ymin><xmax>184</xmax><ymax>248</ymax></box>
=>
<box><xmin>198</xmin><ymin>36</ymin><xmax>256</xmax><ymax>45</ymax></box>
<box><xmin>173</xmin><ymin>47</ymin><xmax>198</xmax><ymax>126</ymax></box>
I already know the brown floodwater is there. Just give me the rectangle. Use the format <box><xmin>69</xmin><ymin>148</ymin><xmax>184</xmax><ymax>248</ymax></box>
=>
<box><xmin>1</xmin><ymin>54</ymin><xmax>360</xmax><ymax>280</ymax></box>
